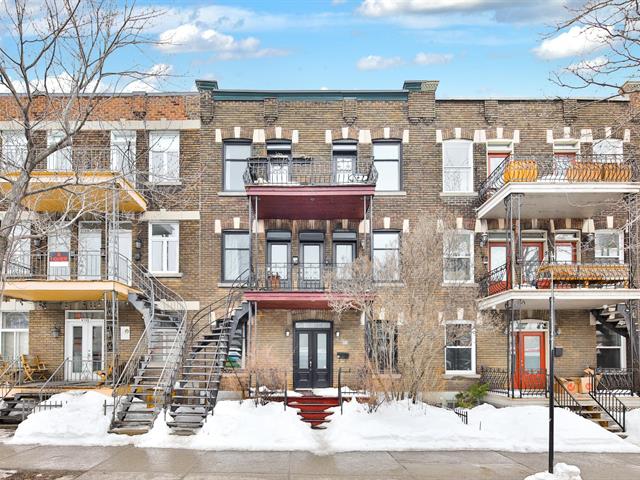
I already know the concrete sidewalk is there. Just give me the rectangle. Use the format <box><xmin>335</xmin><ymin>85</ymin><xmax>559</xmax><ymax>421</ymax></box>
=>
<box><xmin>0</xmin><ymin>444</ymin><xmax>639</xmax><ymax>479</ymax></box>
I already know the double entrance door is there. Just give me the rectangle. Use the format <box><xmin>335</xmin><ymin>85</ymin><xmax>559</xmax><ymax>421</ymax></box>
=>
<box><xmin>293</xmin><ymin>321</ymin><xmax>332</xmax><ymax>389</ymax></box>
<box><xmin>64</xmin><ymin>311</ymin><xmax>104</xmax><ymax>381</ymax></box>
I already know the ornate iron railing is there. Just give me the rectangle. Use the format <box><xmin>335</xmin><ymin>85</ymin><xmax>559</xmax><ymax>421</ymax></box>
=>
<box><xmin>590</xmin><ymin>370</ymin><xmax>627</xmax><ymax>431</ymax></box>
<box><xmin>479</xmin><ymin>261</ymin><xmax>630</xmax><ymax>297</ymax></box>
<box><xmin>597</xmin><ymin>368</ymin><xmax>635</xmax><ymax>395</ymax></box>
<box><xmin>243</xmin><ymin>156</ymin><xmax>378</xmax><ymax>187</ymax></box>
<box><xmin>479</xmin><ymin>153</ymin><xmax>638</xmax><ymax>203</ymax></box>
<box><xmin>480</xmin><ymin>366</ymin><xmax>548</xmax><ymax>398</ymax></box>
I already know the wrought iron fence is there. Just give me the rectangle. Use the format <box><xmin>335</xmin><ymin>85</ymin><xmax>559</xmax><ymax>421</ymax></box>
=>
<box><xmin>244</xmin><ymin>156</ymin><xmax>378</xmax><ymax>187</ymax></box>
<box><xmin>597</xmin><ymin>368</ymin><xmax>635</xmax><ymax>395</ymax></box>
<box><xmin>553</xmin><ymin>376</ymin><xmax>583</xmax><ymax>413</ymax></box>
<box><xmin>479</xmin><ymin>261</ymin><xmax>630</xmax><ymax>297</ymax></box>
<box><xmin>480</xmin><ymin>366</ymin><xmax>548</xmax><ymax>398</ymax></box>
<box><xmin>590</xmin><ymin>370</ymin><xmax>627</xmax><ymax>431</ymax></box>
<box><xmin>479</xmin><ymin>153</ymin><xmax>637</xmax><ymax>203</ymax></box>
<box><xmin>249</xmin><ymin>263</ymin><xmax>354</xmax><ymax>292</ymax></box>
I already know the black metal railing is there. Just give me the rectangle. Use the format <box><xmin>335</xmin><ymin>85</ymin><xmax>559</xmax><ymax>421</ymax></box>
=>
<box><xmin>249</xmin><ymin>263</ymin><xmax>354</xmax><ymax>292</ymax></box>
<box><xmin>479</xmin><ymin>261</ymin><xmax>630</xmax><ymax>297</ymax></box>
<box><xmin>597</xmin><ymin>368</ymin><xmax>635</xmax><ymax>395</ymax></box>
<box><xmin>480</xmin><ymin>366</ymin><xmax>548</xmax><ymax>398</ymax></box>
<box><xmin>4</xmin><ymin>251</ymin><xmax>131</xmax><ymax>285</ymax></box>
<box><xmin>590</xmin><ymin>370</ymin><xmax>627</xmax><ymax>431</ymax></box>
<box><xmin>554</xmin><ymin>376</ymin><xmax>583</xmax><ymax>413</ymax></box>
<box><xmin>479</xmin><ymin>153</ymin><xmax>637</xmax><ymax>203</ymax></box>
<box><xmin>243</xmin><ymin>156</ymin><xmax>378</xmax><ymax>187</ymax></box>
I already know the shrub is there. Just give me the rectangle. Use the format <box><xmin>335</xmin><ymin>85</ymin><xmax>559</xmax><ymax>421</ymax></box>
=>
<box><xmin>455</xmin><ymin>382</ymin><xmax>489</xmax><ymax>409</ymax></box>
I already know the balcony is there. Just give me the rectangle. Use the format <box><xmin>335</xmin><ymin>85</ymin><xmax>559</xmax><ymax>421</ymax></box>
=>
<box><xmin>0</xmin><ymin>147</ymin><xmax>147</xmax><ymax>213</ymax></box>
<box><xmin>244</xmin><ymin>263</ymin><xmax>353</xmax><ymax>309</ymax></box>
<box><xmin>477</xmin><ymin>154</ymin><xmax>640</xmax><ymax>219</ymax></box>
<box><xmin>3</xmin><ymin>252</ymin><xmax>140</xmax><ymax>302</ymax></box>
<box><xmin>243</xmin><ymin>157</ymin><xmax>377</xmax><ymax>220</ymax></box>
<box><xmin>478</xmin><ymin>261</ymin><xmax>640</xmax><ymax>310</ymax></box>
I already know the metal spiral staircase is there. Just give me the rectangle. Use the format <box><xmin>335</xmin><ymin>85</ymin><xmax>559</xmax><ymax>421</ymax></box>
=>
<box><xmin>109</xmin><ymin>259</ymin><xmax>188</xmax><ymax>435</ymax></box>
<box><xmin>167</xmin><ymin>273</ymin><xmax>250</xmax><ymax>435</ymax></box>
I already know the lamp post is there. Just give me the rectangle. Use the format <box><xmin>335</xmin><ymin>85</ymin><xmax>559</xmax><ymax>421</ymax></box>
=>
<box><xmin>548</xmin><ymin>269</ymin><xmax>556</xmax><ymax>474</ymax></box>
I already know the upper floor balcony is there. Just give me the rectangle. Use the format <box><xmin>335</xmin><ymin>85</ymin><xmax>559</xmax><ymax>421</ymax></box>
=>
<box><xmin>0</xmin><ymin>147</ymin><xmax>147</xmax><ymax>213</ymax></box>
<box><xmin>478</xmin><ymin>260</ymin><xmax>640</xmax><ymax>310</ymax></box>
<box><xmin>243</xmin><ymin>156</ymin><xmax>377</xmax><ymax>220</ymax></box>
<box><xmin>477</xmin><ymin>154</ymin><xmax>640</xmax><ymax>219</ymax></box>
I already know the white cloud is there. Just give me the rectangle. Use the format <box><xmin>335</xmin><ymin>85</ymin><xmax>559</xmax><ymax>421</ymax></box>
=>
<box><xmin>356</xmin><ymin>55</ymin><xmax>404</xmax><ymax>70</ymax></box>
<box><xmin>414</xmin><ymin>52</ymin><xmax>453</xmax><ymax>65</ymax></box>
<box><xmin>567</xmin><ymin>56</ymin><xmax>608</xmax><ymax>75</ymax></box>
<box><xmin>157</xmin><ymin>23</ymin><xmax>287</xmax><ymax>59</ymax></box>
<box><xmin>122</xmin><ymin>64</ymin><xmax>174</xmax><ymax>93</ymax></box>
<box><xmin>533</xmin><ymin>26</ymin><xmax>609</xmax><ymax>60</ymax></box>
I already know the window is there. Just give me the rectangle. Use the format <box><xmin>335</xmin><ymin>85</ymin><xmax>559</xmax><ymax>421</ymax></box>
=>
<box><xmin>595</xmin><ymin>230</ymin><xmax>623</xmax><ymax>264</ymax></box>
<box><xmin>366</xmin><ymin>320</ymin><xmax>398</xmax><ymax>372</ymax></box>
<box><xmin>223</xmin><ymin>231</ymin><xmax>250</xmax><ymax>282</ymax></box>
<box><xmin>7</xmin><ymin>223</ymin><xmax>31</xmax><ymax>278</ymax></box>
<box><xmin>554</xmin><ymin>231</ymin><xmax>579</xmax><ymax>264</ymax></box>
<box><xmin>442</xmin><ymin>140</ymin><xmax>473</xmax><ymax>193</ymax></box>
<box><xmin>593</xmin><ymin>139</ymin><xmax>623</xmax><ymax>160</ymax></box>
<box><xmin>111</xmin><ymin>131</ymin><xmax>136</xmax><ymax>182</ymax></box>
<box><xmin>373</xmin><ymin>231</ymin><xmax>400</xmax><ymax>282</ymax></box>
<box><xmin>443</xmin><ymin>231</ymin><xmax>473</xmax><ymax>283</ymax></box>
<box><xmin>149</xmin><ymin>131</ymin><xmax>179</xmax><ymax>183</ymax></box>
<box><xmin>224</xmin><ymin>142</ymin><xmax>251</xmax><ymax>191</ymax></box>
<box><xmin>596</xmin><ymin>328</ymin><xmax>626</xmax><ymax>369</ymax></box>
<box><xmin>0</xmin><ymin>312</ymin><xmax>29</xmax><ymax>359</ymax></box>
<box><xmin>487</xmin><ymin>152</ymin><xmax>508</xmax><ymax>177</ymax></box>
<box><xmin>373</xmin><ymin>142</ymin><xmax>401</xmax><ymax>191</ymax></box>
<box><xmin>333</xmin><ymin>141</ymin><xmax>357</xmax><ymax>184</ymax></box>
<box><xmin>445</xmin><ymin>322</ymin><xmax>475</xmax><ymax>374</ymax></box>
<box><xmin>266</xmin><ymin>141</ymin><xmax>291</xmax><ymax>183</ymax></box>
<box><xmin>149</xmin><ymin>223</ymin><xmax>179</xmax><ymax>274</ymax></box>
<box><xmin>1</xmin><ymin>131</ymin><xmax>27</xmax><ymax>169</ymax></box>
<box><xmin>47</xmin><ymin>131</ymin><xmax>72</xmax><ymax>171</ymax></box>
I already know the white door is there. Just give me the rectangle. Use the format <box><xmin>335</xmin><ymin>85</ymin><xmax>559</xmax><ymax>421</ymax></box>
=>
<box><xmin>8</xmin><ymin>223</ymin><xmax>31</xmax><ymax>278</ymax></box>
<box><xmin>47</xmin><ymin>131</ymin><xmax>72</xmax><ymax>171</ymax></box>
<box><xmin>64</xmin><ymin>318</ymin><xmax>104</xmax><ymax>381</ymax></box>
<box><xmin>108</xmin><ymin>228</ymin><xmax>132</xmax><ymax>284</ymax></box>
<box><xmin>48</xmin><ymin>228</ymin><xmax>71</xmax><ymax>279</ymax></box>
<box><xmin>78</xmin><ymin>223</ymin><xmax>102</xmax><ymax>280</ymax></box>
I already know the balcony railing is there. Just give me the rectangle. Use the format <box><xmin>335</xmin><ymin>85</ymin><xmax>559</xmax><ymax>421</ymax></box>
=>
<box><xmin>248</xmin><ymin>263</ymin><xmax>354</xmax><ymax>292</ymax></box>
<box><xmin>5</xmin><ymin>252</ymin><xmax>131</xmax><ymax>285</ymax></box>
<box><xmin>243</xmin><ymin>156</ymin><xmax>378</xmax><ymax>187</ymax></box>
<box><xmin>479</xmin><ymin>154</ymin><xmax>638</xmax><ymax>203</ymax></box>
<box><xmin>597</xmin><ymin>368</ymin><xmax>636</xmax><ymax>395</ymax></box>
<box><xmin>480</xmin><ymin>366</ymin><xmax>549</xmax><ymax>398</ymax></box>
<box><xmin>479</xmin><ymin>261</ymin><xmax>630</xmax><ymax>297</ymax></box>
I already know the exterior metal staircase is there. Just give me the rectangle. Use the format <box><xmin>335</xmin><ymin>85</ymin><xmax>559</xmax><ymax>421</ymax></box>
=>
<box><xmin>167</xmin><ymin>276</ymin><xmax>249</xmax><ymax>435</ymax></box>
<box><xmin>109</xmin><ymin>259</ymin><xmax>187</xmax><ymax>435</ymax></box>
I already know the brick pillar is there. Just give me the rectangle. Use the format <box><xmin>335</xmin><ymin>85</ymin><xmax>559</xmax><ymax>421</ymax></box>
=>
<box><xmin>404</xmin><ymin>80</ymin><xmax>438</xmax><ymax>124</ymax></box>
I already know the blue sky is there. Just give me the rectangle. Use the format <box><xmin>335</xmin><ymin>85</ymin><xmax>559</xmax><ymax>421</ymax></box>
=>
<box><xmin>125</xmin><ymin>1</ymin><xmax>617</xmax><ymax>97</ymax></box>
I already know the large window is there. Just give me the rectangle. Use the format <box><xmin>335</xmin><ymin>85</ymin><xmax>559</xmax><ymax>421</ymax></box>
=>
<box><xmin>1</xmin><ymin>131</ymin><xmax>27</xmax><ymax>169</ymax></box>
<box><xmin>111</xmin><ymin>131</ymin><xmax>136</xmax><ymax>182</ymax></box>
<box><xmin>149</xmin><ymin>131</ymin><xmax>180</xmax><ymax>183</ymax></box>
<box><xmin>445</xmin><ymin>322</ymin><xmax>475</xmax><ymax>374</ymax></box>
<box><xmin>596</xmin><ymin>328</ymin><xmax>625</xmax><ymax>369</ymax></box>
<box><xmin>149</xmin><ymin>222</ymin><xmax>179</xmax><ymax>274</ymax></box>
<box><xmin>443</xmin><ymin>231</ymin><xmax>474</xmax><ymax>283</ymax></box>
<box><xmin>0</xmin><ymin>312</ymin><xmax>29</xmax><ymax>359</ymax></box>
<box><xmin>47</xmin><ymin>131</ymin><xmax>72</xmax><ymax>171</ymax></box>
<box><xmin>442</xmin><ymin>140</ymin><xmax>473</xmax><ymax>193</ymax></box>
<box><xmin>332</xmin><ymin>141</ymin><xmax>357</xmax><ymax>184</ymax></box>
<box><xmin>224</xmin><ymin>142</ymin><xmax>251</xmax><ymax>191</ymax></box>
<box><xmin>373</xmin><ymin>142</ymin><xmax>401</xmax><ymax>191</ymax></box>
<box><xmin>595</xmin><ymin>230</ymin><xmax>623</xmax><ymax>264</ymax></box>
<box><xmin>366</xmin><ymin>320</ymin><xmax>398</xmax><ymax>372</ymax></box>
<box><xmin>373</xmin><ymin>231</ymin><xmax>400</xmax><ymax>281</ymax></box>
<box><xmin>223</xmin><ymin>231</ymin><xmax>250</xmax><ymax>282</ymax></box>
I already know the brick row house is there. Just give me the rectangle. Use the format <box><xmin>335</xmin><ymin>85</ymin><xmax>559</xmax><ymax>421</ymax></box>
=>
<box><xmin>1</xmin><ymin>80</ymin><xmax>639</xmax><ymax>433</ymax></box>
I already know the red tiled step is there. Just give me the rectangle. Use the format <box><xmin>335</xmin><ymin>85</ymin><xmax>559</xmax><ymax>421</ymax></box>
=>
<box><xmin>296</xmin><ymin>411</ymin><xmax>334</xmax><ymax>421</ymax></box>
<box><xmin>287</xmin><ymin>394</ymin><xmax>340</xmax><ymax>429</ymax></box>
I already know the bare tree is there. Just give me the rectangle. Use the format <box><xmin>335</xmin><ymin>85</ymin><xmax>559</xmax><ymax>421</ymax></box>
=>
<box><xmin>0</xmin><ymin>0</ymin><xmax>163</xmax><ymax>285</ymax></box>
<box><xmin>327</xmin><ymin>216</ymin><xmax>501</xmax><ymax>405</ymax></box>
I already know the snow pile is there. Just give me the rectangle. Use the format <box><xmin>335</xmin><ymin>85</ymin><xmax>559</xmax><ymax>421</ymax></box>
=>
<box><xmin>625</xmin><ymin>408</ymin><xmax>640</xmax><ymax>446</ymax></box>
<box><xmin>524</xmin><ymin>463</ymin><xmax>582</xmax><ymax>480</ymax></box>
<box><xmin>467</xmin><ymin>403</ymin><xmax>637</xmax><ymax>452</ymax></box>
<box><xmin>10</xmin><ymin>391</ymin><xmax>129</xmax><ymax>446</ymax></box>
<box><xmin>137</xmin><ymin>400</ymin><xmax>317</xmax><ymax>451</ymax></box>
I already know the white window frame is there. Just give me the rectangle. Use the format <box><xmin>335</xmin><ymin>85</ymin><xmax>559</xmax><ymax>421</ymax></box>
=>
<box><xmin>1</xmin><ymin>131</ymin><xmax>27</xmax><ymax>169</ymax></box>
<box><xmin>224</xmin><ymin>141</ymin><xmax>252</xmax><ymax>192</ymax></box>
<box><xmin>593</xmin><ymin>139</ymin><xmax>623</xmax><ymax>160</ymax></box>
<box><xmin>444</xmin><ymin>320</ymin><xmax>476</xmax><ymax>375</ymax></box>
<box><xmin>596</xmin><ymin>328</ymin><xmax>627</xmax><ymax>369</ymax></box>
<box><xmin>149</xmin><ymin>131</ymin><xmax>180</xmax><ymax>184</ymax></box>
<box><xmin>0</xmin><ymin>311</ymin><xmax>29</xmax><ymax>359</ymax></box>
<box><xmin>148</xmin><ymin>222</ymin><xmax>180</xmax><ymax>274</ymax></box>
<box><xmin>442</xmin><ymin>139</ymin><xmax>474</xmax><ymax>193</ymax></box>
<box><xmin>443</xmin><ymin>230</ymin><xmax>474</xmax><ymax>284</ymax></box>
<box><xmin>110</xmin><ymin>131</ymin><xmax>136</xmax><ymax>183</ymax></box>
<box><xmin>373</xmin><ymin>141</ymin><xmax>401</xmax><ymax>191</ymax></box>
<box><xmin>47</xmin><ymin>131</ymin><xmax>72</xmax><ymax>171</ymax></box>
<box><xmin>372</xmin><ymin>231</ymin><xmax>401</xmax><ymax>282</ymax></box>
<box><xmin>594</xmin><ymin>229</ymin><xmax>624</xmax><ymax>264</ymax></box>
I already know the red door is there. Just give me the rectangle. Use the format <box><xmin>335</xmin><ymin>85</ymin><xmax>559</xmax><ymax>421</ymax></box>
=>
<box><xmin>515</xmin><ymin>332</ymin><xmax>546</xmax><ymax>390</ymax></box>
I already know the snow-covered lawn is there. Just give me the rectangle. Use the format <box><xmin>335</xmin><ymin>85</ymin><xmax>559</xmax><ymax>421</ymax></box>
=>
<box><xmin>6</xmin><ymin>390</ymin><xmax>640</xmax><ymax>454</ymax></box>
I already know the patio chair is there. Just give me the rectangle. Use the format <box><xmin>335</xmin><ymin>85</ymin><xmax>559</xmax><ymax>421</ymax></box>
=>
<box><xmin>20</xmin><ymin>354</ymin><xmax>49</xmax><ymax>382</ymax></box>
